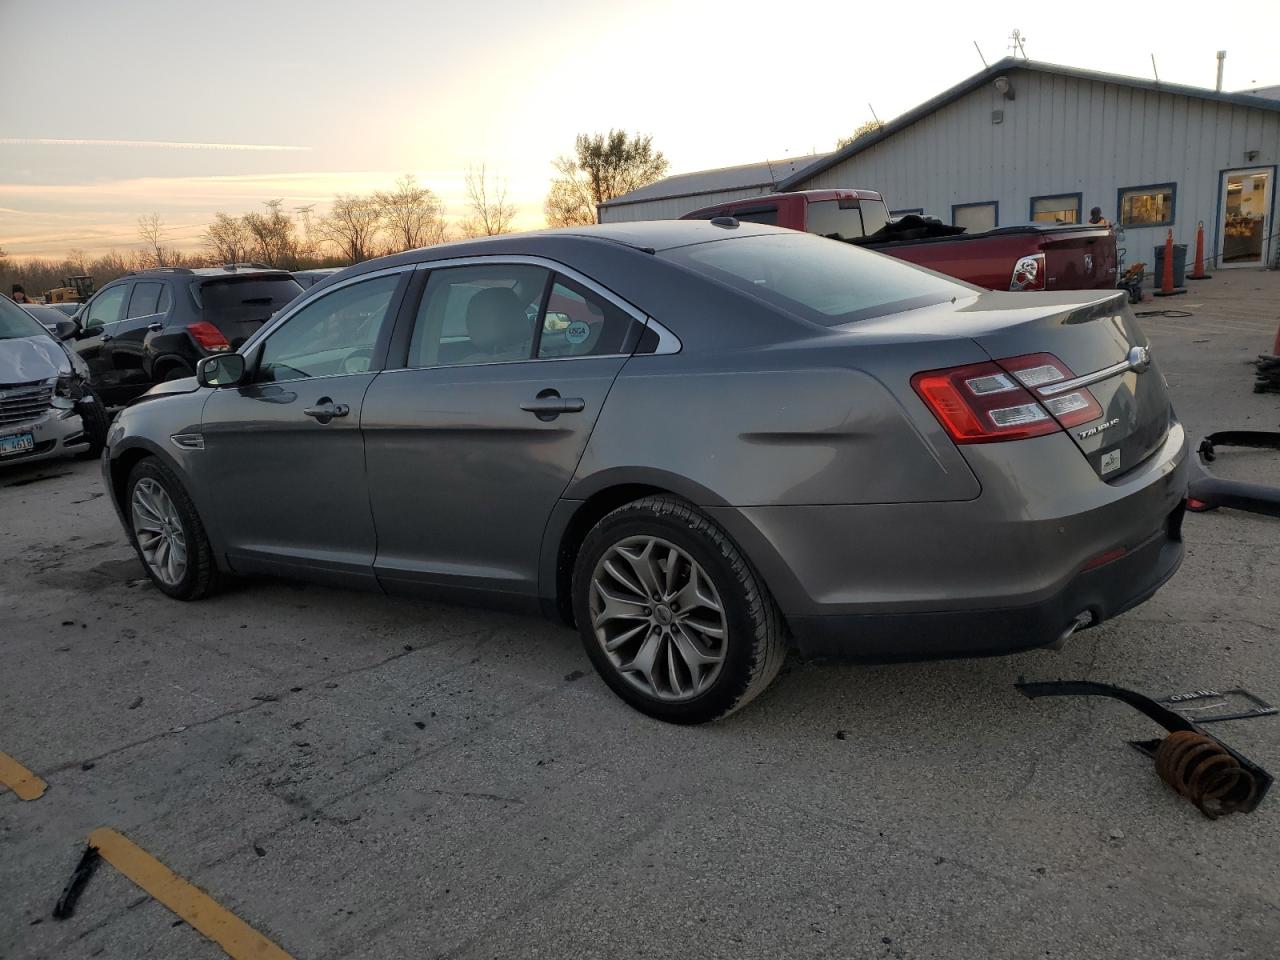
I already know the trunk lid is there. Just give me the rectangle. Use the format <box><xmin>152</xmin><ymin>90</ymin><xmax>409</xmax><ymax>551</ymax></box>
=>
<box><xmin>962</xmin><ymin>290</ymin><xmax>1170</xmax><ymax>478</ymax></box>
<box><xmin>1036</xmin><ymin>224</ymin><xmax>1117</xmax><ymax>289</ymax></box>
<box><xmin>194</xmin><ymin>275</ymin><xmax>303</xmax><ymax>349</ymax></box>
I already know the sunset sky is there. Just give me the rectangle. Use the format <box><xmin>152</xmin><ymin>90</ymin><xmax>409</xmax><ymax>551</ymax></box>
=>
<box><xmin>2</xmin><ymin>0</ymin><xmax>1277</xmax><ymax>259</ymax></box>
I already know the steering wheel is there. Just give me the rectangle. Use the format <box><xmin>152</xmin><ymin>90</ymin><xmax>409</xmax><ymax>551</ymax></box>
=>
<box><xmin>340</xmin><ymin>348</ymin><xmax>374</xmax><ymax>375</ymax></box>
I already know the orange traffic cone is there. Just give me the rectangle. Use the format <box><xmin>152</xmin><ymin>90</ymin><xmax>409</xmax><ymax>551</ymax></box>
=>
<box><xmin>1187</xmin><ymin>220</ymin><xmax>1212</xmax><ymax>280</ymax></box>
<box><xmin>1153</xmin><ymin>228</ymin><xmax>1187</xmax><ymax>297</ymax></box>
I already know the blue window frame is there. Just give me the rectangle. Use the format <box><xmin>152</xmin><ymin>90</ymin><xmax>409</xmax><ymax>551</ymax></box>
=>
<box><xmin>951</xmin><ymin>201</ymin><xmax>998</xmax><ymax>232</ymax></box>
<box><xmin>1029</xmin><ymin>192</ymin><xmax>1083</xmax><ymax>224</ymax></box>
<box><xmin>1116</xmin><ymin>182</ymin><xmax>1176</xmax><ymax>228</ymax></box>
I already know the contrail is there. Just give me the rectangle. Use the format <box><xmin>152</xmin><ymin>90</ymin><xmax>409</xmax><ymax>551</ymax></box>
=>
<box><xmin>0</xmin><ymin>138</ymin><xmax>309</xmax><ymax>152</ymax></box>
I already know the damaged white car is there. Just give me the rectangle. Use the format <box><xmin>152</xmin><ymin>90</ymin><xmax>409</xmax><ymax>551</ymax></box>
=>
<box><xmin>0</xmin><ymin>294</ymin><xmax>108</xmax><ymax>465</ymax></box>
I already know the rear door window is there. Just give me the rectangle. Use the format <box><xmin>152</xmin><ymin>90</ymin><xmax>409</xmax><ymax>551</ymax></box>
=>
<box><xmin>125</xmin><ymin>281</ymin><xmax>166</xmax><ymax>319</ymax></box>
<box><xmin>537</xmin><ymin>276</ymin><xmax>636</xmax><ymax>358</ymax></box>
<box><xmin>407</xmin><ymin>264</ymin><xmax>550</xmax><ymax>369</ymax></box>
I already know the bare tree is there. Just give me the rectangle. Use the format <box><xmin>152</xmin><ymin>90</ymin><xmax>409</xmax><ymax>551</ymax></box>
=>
<box><xmin>544</xmin><ymin>155</ymin><xmax>597</xmax><ymax>228</ymax></box>
<box><xmin>65</xmin><ymin>248</ymin><xmax>89</xmax><ymax>275</ymax></box>
<box><xmin>318</xmin><ymin>194</ymin><xmax>384</xmax><ymax>264</ymax></box>
<box><xmin>460</xmin><ymin>164</ymin><xmax>516</xmax><ymax>238</ymax></box>
<box><xmin>202</xmin><ymin>213</ymin><xmax>254</xmax><ymax>265</ymax></box>
<box><xmin>137</xmin><ymin>213</ymin><xmax>169</xmax><ymax>267</ymax></box>
<box><xmin>243</xmin><ymin>199</ymin><xmax>297</xmax><ymax>267</ymax></box>
<box><xmin>375</xmin><ymin>174</ymin><xmax>447</xmax><ymax>252</ymax></box>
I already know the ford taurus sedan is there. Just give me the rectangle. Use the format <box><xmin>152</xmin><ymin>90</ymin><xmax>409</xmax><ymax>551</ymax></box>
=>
<box><xmin>103</xmin><ymin>221</ymin><xmax>1188</xmax><ymax>723</ymax></box>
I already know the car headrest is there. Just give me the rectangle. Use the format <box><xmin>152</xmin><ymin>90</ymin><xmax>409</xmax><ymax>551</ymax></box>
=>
<box><xmin>466</xmin><ymin>287</ymin><xmax>529</xmax><ymax>353</ymax></box>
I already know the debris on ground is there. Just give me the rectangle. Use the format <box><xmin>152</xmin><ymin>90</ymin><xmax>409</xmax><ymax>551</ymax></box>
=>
<box><xmin>1015</xmin><ymin>679</ymin><xmax>1273</xmax><ymax>819</ymax></box>
<box><xmin>52</xmin><ymin>845</ymin><xmax>102</xmax><ymax>920</ymax></box>
<box><xmin>1187</xmin><ymin>430</ymin><xmax>1280</xmax><ymax>518</ymax></box>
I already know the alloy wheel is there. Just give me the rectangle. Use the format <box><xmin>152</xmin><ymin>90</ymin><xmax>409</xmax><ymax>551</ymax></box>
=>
<box><xmin>589</xmin><ymin>535</ymin><xmax>728</xmax><ymax>702</ymax></box>
<box><xmin>131</xmin><ymin>477</ymin><xmax>188</xmax><ymax>587</ymax></box>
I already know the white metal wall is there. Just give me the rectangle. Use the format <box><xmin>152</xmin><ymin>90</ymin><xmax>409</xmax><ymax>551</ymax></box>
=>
<box><xmin>798</xmin><ymin>69</ymin><xmax>1280</xmax><ymax>268</ymax></box>
<box><xmin>598</xmin><ymin>186</ymin><xmax>771</xmax><ymax>223</ymax></box>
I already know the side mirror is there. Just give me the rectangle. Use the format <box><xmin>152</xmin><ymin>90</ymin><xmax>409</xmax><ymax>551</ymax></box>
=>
<box><xmin>197</xmin><ymin>353</ymin><xmax>246</xmax><ymax>388</ymax></box>
<box><xmin>53</xmin><ymin>319</ymin><xmax>79</xmax><ymax>341</ymax></box>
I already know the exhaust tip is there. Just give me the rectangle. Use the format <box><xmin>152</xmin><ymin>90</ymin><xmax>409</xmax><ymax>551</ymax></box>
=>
<box><xmin>1047</xmin><ymin>611</ymin><xmax>1096</xmax><ymax>650</ymax></box>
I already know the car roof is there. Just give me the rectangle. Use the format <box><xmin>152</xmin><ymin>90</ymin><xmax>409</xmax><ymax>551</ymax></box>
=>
<box><xmin>127</xmin><ymin>266</ymin><xmax>297</xmax><ymax>281</ymax></box>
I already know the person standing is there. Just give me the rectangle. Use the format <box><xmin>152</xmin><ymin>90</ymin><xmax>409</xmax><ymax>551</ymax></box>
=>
<box><xmin>1088</xmin><ymin>206</ymin><xmax>1110</xmax><ymax>227</ymax></box>
<box><xmin>10</xmin><ymin>284</ymin><xmax>29</xmax><ymax>303</ymax></box>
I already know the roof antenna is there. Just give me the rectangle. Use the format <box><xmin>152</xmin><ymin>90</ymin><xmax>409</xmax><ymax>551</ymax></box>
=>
<box><xmin>973</xmin><ymin>40</ymin><xmax>989</xmax><ymax>68</ymax></box>
<box><xmin>1151</xmin><ymin>53</ymin><xmax>1160</xmax><ymax>82</ymax></box>
<box><xmin>867</xmin><ymin>102</ymin><xmax>882</xmax><ymax>126</ymax></box>
<box><xmin>1008</xmin><ymin>28</ymin><xmax>1028</xmax><ymax>59</ymax></box>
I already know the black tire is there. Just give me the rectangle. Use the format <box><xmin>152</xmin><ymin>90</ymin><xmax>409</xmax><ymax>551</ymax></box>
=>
<box><xmin>75</xmin><ymin>387</ymin><xmax>110</xmax><ymax>459</ymax></box>
<box><xmin>571</xmin><ymin>495</ymin><xmax>787</xmax><ymax>724</ymax></box>
<box><xmin>124</xmin><ymin>456</ymin><xmax>220</xmax><ymax>601</ymax></box>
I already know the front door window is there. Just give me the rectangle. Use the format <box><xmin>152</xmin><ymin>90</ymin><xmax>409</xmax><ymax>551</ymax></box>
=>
<box><xmin>1220</xmin><ymin>169</ymin><xmax>1272</xmax><ymax>267</ymax></box>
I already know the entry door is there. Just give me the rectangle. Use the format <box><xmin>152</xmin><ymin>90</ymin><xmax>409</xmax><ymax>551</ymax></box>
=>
<box><xmin>1219</xmin><ymin>169</ymin><xmax>1273</xmax><ymax>268</ymax></box>
<box><xmin>362</xmin><ymin>262</ymin><xmax>642</xmax><ymax>605</ymax></box>
<box><xmin>199</xmin><ymin>271</ymin><xmax>406</xmax><ymax>586</ymax></box>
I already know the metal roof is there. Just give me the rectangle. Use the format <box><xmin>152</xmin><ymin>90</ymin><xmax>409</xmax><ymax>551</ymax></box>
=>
<box><xmin>599</xmin><ymin>153</ymin><xmax>830</xmax><ymax>209</ymax></box>
<box><xmin>779</xmin><ymin>57</ymin><xmax>1280</xmax><ymax>191</ymax></box>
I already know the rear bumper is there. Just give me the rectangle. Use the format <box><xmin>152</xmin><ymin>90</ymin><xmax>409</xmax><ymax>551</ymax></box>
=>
<box><xmin>787</xmin><ymin>510</ymin><xmax>1183</xmax><ymax>660</ymax></box>
<box><xmin>708</xmin><ymin>421</ymin><xmax>1188</xmax><ymax>661</ymax></box>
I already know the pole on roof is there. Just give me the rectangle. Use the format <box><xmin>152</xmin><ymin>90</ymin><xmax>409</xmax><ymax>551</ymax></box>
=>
<box><xmin>1151</xmin><ymin>54</ymin><xmax>1160</xmax><ymax>82</ymax></box>
<box><xmin>1216</xmin><ymin>51</ymin><xmax>1226</xmax><ymax>92</ymax></box>
<box><xmin>973</xmin><ymin>41</ymin><xmax>989</xmax><ymax>68</ymax></box>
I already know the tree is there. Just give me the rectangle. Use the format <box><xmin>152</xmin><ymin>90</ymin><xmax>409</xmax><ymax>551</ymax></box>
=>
<box><xmin>319</xmin><ymin>194</ymin><xmax>383</xmax><ymax>264</ymax></box>
<box><xmin>66</xmin><ymin>248</ymin><xmax>89</xmax><ymax>276</ymax></box>
<box><xmin>837</xmin><ymin>119</ymin><xmax>884</xmax><ymax>149</ymax></box>
<box><xmin>137</xmin><ymin>212</ymin><xmax>169</xmax><ymax>267</ymax></box>
<box><xmin>243</xmin><ymin>199</ymin><xmax>297</xmax><ymax>267</ymax></box>
<box><xmin>460</xmin><ymin>164</ymin><xmax>515</xmax><ymax>238</ymax></box>
<box><xmin>202</xmin><ymin>213</ymin><xmax>254</xmax><ymax>265</ymax></box>
<box><xmin>376</xmin><ymin>174</ymin><xmax>447</xmax><ymax>252</ymax></box>
<box><xmin>544</xmin><ymin>130</ymin><xmax>669</xmax><ymax>227</ymax></box>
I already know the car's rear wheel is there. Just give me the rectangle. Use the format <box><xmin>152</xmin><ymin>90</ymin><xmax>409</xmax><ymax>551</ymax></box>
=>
<box><xmin>572</xmin><ymin>495</ymin><xmax>787</xmax><ymax>724</ymax></box>
<box><xmin>125</xmin><ymin>457</ymin><xmax>219</xmax><ymax>600</ymax></box>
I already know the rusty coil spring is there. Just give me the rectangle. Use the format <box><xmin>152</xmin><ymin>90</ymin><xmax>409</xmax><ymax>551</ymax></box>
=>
<box><xmin>1154</xmin><ymin>731</ymin><xmax>1260</xmax><ymax>818</ymax></box>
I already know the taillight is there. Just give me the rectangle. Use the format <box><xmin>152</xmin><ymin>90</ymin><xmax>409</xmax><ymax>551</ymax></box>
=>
<box><xmin>1009</xmin><ymin>253</ymin><xmax>1046</xmax><ymax>291</ymax></box>
<box><xmin>911</xmin><ymin>361</ymin><xmax>1059</xmax><ymax>443</ymax></box>
<box><xmin>186</xmin><ymin>322</ymin><xmax>230</xmax><ymax>351</ymax></box>
<box><xmin>996</xmin><ymin>352</ymin><xmax>1103</xmax><ymax>428</ymax></box>
<box><xmin>913</xmin><ymin>352</ymin><xmax>1104</xmax><ymax>443</ymax></box>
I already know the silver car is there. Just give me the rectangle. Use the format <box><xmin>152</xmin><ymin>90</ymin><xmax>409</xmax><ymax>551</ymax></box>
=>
<box><xmin>103</xmin><ymin>222</ymin><xmax>1187</xmax><ymax>723</ymax></box>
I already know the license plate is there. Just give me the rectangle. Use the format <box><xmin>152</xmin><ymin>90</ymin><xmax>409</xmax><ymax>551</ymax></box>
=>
<box><xmin>0</xmin><ymin>432</ymin><xmax>35</xmax><ymax>457</ymax></box>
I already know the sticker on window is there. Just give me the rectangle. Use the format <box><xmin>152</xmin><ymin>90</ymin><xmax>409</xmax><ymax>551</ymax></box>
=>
<box><xmin>565</xmin><ymin>321</ymin><xmax>591</xmax><ymax>345</ymax></box>
<box><xmin>1101</xmin><ymin>449</ymin><xmax>1121</xmax><ymax>475</ymax></box>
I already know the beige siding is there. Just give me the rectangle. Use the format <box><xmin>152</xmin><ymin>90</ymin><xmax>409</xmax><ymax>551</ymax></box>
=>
<box><xmin>799</xmin><ymin>69</ymin><xmax>1280</xmax><ymax>266</ymax></box>
<box><xmin>598</xmin><ymin>187</ymin><xmax>771</xmax><ymax>223</ymax></box>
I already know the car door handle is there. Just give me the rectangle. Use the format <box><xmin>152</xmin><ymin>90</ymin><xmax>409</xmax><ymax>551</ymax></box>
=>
<box><xmin>520</xmin><ymin>392</ymin><xmax>585</xmax><ymax>420</ymax></box>
<box><xmin>100</xmin><ymin>332</ymin><xmax>113</xmax><ymax>342</ymax></box>
<box><xmin>303</xmin><ymin>398</ymin><xmax>350</xmax><ymax>423</ymax></box>
<box><xmin>147</xmin><ymin>321</ymin><xmax>164</xmax><ymax>332</ymax></box>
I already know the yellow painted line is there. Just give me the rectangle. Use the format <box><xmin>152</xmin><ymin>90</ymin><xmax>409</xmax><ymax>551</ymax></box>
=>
<box><xmin>0</xmin><ymin>752</ymin><xmax>47</xmax><ymax>800</ymax></box>
<box><xmin>89</xmin><ymin>828</ymin><xmax>294</xmax><ymax>960</ymax></box>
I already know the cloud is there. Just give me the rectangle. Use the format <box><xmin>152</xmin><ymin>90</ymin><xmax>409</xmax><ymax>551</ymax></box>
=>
<box><xmin>0</xmin><ymin>138</ymin><xmax>309</xmax><ymax>152</ymax></box>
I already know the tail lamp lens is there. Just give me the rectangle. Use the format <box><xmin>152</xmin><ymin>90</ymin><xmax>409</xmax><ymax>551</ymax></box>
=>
<box><xmin>186</xmin><ymin>322</ymin><xmax>230</xmax><ymax>351</ymax></box>
<box><xmin>913</xmin><ymin>352</ymin><xmax>1105</xmax><ymax>443</ymax></box>
<box><xmin>911</xmin><ymin>361</ymin><xmax>1059</xmax><ymax>443</ymax></box>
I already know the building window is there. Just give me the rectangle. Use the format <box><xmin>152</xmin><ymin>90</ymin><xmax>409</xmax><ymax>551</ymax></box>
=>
<box><xmin>1117</xmin><ymin>183</ymin><xmax>1176</xmax><ymax>227</ymax></box>
<box><xmin>891</xmin><ymin>208</ymin><xmax>924</xmax><ymax>217</ymax></box>
<box><xmin>952</xmin><ymin>201</ymin><xmax>998</xmax><ymax>233</ymax></box>
<box><xmin>1030</xmin><ymin>193</ymin><xmax>1082</xmax><ymax>224</ymax></box>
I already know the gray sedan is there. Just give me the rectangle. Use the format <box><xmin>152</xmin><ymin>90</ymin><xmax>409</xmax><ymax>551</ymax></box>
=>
<box><xmin>102</xmin><ymin>221</ymin><xmax>1187</xmax><ymax>723</ymax></box>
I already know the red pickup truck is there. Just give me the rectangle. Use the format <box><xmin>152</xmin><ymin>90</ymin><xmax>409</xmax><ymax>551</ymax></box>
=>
<box><xmin>681</xmin><ymin>189</ymin><xmax>1118</xmax><ymax>293</ymax></box>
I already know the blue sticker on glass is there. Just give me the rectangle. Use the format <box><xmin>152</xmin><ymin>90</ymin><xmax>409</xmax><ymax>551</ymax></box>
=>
<box><xmin>565</xmin><ymin>321</ymin><xmax>590</xmax><ymax>345</ymax></box>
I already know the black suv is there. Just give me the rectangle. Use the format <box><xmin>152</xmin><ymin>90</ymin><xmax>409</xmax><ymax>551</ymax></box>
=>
<box><xmin>73</xmin><ymin>264</ymin><xmax>303</xmax><ymax>405</ymax></box>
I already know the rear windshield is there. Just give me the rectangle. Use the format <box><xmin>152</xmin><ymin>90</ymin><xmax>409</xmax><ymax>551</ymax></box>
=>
<box><xmin>194</xmin><ymin>276</ymin><xmax>304</xmax><ymax>322</ymax></box>
<box><xmin>661</xmin><ymin>232</ymin><xmax>972</xmax><ymax>326</ymax></box>
<box><xmin>0</xmin><ymin>296</ymin><xmax>50</xmax><ymax>340</ymax></box>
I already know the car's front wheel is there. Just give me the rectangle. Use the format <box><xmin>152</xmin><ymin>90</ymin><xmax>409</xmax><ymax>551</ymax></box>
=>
<box><xmin>572</xmin><ymin>495</ymin><xmax>787</xmax><ymax>724</ymax></box>
<box><xmin>125</xmin><ymin>457</ymin><xmax>220</xmax><ymax>600</ymax></box>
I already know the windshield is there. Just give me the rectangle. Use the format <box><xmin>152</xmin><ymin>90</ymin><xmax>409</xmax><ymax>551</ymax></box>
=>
<box><xmin>661</xmin><ymin>231</ymin><xmax>972</xmax><ymax>326</ymax></box>
<box><xmin>195</xmin><ymin>276</ymin><xmax>304</xmax><ymax>323</ymax></box>
<box><xmin>0</xmin><ymin>296</ymin><xmax>51</xmax><ymax>340</ymax></box>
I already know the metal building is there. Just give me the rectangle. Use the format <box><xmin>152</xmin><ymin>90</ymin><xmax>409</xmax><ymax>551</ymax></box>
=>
<box><xmin>604</xmin><ymin>58</ymin><xmax>1280</xmax><ymax>270</ymax></box>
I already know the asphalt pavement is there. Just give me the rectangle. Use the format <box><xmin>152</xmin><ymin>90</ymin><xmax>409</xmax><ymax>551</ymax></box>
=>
<box><xmin>2</xmin><ymin>272</ymin><xmax>1278</xmax><ymax>959</ymax></box>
